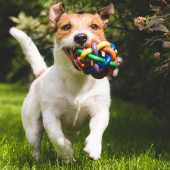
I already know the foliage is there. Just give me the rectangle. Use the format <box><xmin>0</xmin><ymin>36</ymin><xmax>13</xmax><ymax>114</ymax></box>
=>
<box><xmin>6</xmin><ymin>0</ymin><xmax>170</xmax><ymax>116</ymax></box>
<box><xmin>7</xmin><ymin>1</ymin><xmax>53</xmax><ymax>82</ymax></box>
<box><xmin>134</xmin><ymin>0</ymin><xmax>170</xmax><ymax>77</ymax></box>
<box><xmin>8</xmin><ymin>0</ymin><xmax>98</xmax><ymax>82</ymax></box>
<box><xmin>1</xmin><ymin>83</ymin><xmax>170</xmax><ymax>169</ymax></box>
<box><xmin>0</xmin><ymin>0</ymin><xmax>44</xmax><ymax>82</ymax></box>
<box><xmin>103</xmin><ymin>1</ymin><xmax>170</xmax><ymax>117</ymax></box>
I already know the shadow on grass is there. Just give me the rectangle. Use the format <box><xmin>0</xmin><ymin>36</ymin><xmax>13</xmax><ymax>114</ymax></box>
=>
<box><xmin>103</xmin><ymin>97</ymin><xmax>170</xmax><ymax>158</ymax></box>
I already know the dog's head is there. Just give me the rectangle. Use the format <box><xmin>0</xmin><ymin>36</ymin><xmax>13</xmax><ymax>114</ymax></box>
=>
<box><xmin>49</xmin><ymin>2</ymin><xmax>114</xmax><ymax>67</ymax></box>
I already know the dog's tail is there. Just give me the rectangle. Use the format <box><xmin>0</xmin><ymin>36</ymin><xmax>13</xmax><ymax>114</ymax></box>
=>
<box><xmin>9</xmin><ymin>27</ymin><xmax>47</xmax><ymax>77</ymax></box>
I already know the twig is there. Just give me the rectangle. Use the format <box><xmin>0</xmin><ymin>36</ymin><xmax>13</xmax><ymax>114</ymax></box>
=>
<box><xmin>162</xmin><ymin>0</ymin><xmax>170</xmax><ymax>7</ymax></box>
<box><xmin>154</xmin><ymin>36</ymin><xmax>165</xmax><ymax>42</ymax></box>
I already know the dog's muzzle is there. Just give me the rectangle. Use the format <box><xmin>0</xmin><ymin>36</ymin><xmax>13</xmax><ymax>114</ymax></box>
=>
<box><xmin>63</xmin><ymin>33</ymin><xmax>88</xmax><ymax>70</ymax></box>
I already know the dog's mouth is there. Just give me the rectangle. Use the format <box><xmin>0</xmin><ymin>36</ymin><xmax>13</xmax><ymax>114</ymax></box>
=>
<box><xmin>63</xmin><ymin>46</ymin><xmax>87</xmax><ymax>69</ymax></box>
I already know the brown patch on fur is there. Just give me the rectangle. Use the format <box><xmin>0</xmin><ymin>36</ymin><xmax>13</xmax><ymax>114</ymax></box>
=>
<box><xmin>56</xmin><ymin>13</ymin><xmax>105</xmax><ymax>43</ymax></box>
<box><xmin>38</xmin><ymin>69</ymin><xmax>45</xmax><ymax>77</ymax></box>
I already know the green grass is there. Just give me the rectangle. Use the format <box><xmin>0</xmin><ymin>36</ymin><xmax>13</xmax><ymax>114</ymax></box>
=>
<box><xmin>1</xmin><ymin>83</ymin><xmax>170</xmax><ymax>169</ymax></box>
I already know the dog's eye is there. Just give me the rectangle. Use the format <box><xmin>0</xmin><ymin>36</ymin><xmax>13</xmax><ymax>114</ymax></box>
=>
<box><xmin>62</xmin><ymin>24</ymin><xmax>71</xmax><ymax>31</ymax></box>
<box><xmin>91</xmin><ymin>24</ymin><xmax>99</xmax><ymax>30</ymax></box>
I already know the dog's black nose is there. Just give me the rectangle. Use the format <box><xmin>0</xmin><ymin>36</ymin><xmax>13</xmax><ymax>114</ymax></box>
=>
<box><xmin>74</xmin><ymin>33</ymin><xmax>87</xmax><ymax>45</ymax></box>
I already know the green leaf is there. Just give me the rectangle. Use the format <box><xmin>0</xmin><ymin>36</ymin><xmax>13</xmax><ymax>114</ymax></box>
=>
<box><xmin>164</xmin><ymin>72</ymin><xmax>168</xmax><ymax>78</ymax></box>
<box><xmin>18</xmin><ymin>11</ymin><xmax>27</xmax><ymax>21</ymax></box>
<box><xmin>154</xmin><ymin>67</ymin><xmax>159</xmax><ymax>72</ymax></box>
<box><xmin>9</xmin><ymin>16</ymin><xmax>20</xmax><ymax>24</ymax></box>
<box><xmin>146</xmin><ymin>17</ymin><xmax>150</xmax><ymax>25</ymax></box>
<box><xmin>149</xmin><ymin>40</ymin><xmax>155</xmax><ymax>46</ymax></box>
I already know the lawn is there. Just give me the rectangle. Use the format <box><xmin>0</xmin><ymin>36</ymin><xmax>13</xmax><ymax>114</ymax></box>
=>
<box><xmin>0</xmin><ymin>83</ymin><xmax>170</xmax><ymax>169</ymax></box>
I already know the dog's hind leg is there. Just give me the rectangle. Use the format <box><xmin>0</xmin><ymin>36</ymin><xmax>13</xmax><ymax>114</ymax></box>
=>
<box><xmin>22</xmin><ymin>96</ymin><xmax>44</xmax><ymax>160</ymax></box>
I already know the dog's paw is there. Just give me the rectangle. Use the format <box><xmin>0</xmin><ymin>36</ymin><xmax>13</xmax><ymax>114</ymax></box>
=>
<box><xmin>32</xmin><ymin>150</ymin><xmax>42</xmax><ymax>160</ymax></box>
<box><xmin>57</xmin><ymin>138</ymin><xmax>74</xmax><ymax>163</ymax></box>
<box><xmin>84</xmin><ymin>135</ymin><xmax>101</xmax><ymax>160</ymax></box>
<box><xmin>62</xmin><ymin>156</ymin><xmax>76</xmax><ymax>164</ymax></box>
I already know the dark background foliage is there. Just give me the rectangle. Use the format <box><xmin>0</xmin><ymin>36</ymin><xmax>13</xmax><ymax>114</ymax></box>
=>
<box><xmin>1</xmin><ymin>0</ymin><xmax>170</xmax><ymax>117</ymax></box>
<box><xmin>0</xmin><ymin>0</ymin><xmax>44</xmax><ymax>82</ymax></box>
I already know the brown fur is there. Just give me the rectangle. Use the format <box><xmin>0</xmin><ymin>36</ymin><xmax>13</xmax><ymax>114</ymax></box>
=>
<box><xmin>38</xmin><ymin>69</ymin><xmax>45</xmax><ymax>77</ymax></box>
<box><xmin>56</xmin><ymin>13</ymin><xmax>105</xmax><ymax>43</ymax></box>
<box><xmin>49</xmin><ymin>2</ymin><xmax>66</xmax><ymax>29</ymax></box>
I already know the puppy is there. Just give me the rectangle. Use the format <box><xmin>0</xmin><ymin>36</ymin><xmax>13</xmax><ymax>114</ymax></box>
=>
<box><xmin>10</xmin><ymin>2</ymin><xmax>114</xmax><ymax>163</ymax></box>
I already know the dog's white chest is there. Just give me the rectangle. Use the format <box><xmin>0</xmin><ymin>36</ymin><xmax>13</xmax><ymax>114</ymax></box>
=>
<box><xmin>56</xmin><ymin>97</ymin><xmax>89</xmax><ymax>131</ymax></box>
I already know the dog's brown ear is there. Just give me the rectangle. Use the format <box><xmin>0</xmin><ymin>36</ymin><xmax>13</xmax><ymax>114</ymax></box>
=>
<box><xmin>49</xmin><ymin>2</ymin><xmax>66</xmax><ymax>29</ymax></box>
<box><xmin>96</xmin><ymin>3</ymin><xmax>114</xmax><ymax>30</ymax></box>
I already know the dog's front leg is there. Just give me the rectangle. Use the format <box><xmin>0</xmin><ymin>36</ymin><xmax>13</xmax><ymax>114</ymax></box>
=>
<box><xmin>84</xmin><ymin>109</ymin><xmax>109</xmax><ymax>160</ymax></box>
<box><xmin>42</xmin><ymin>106</ymin><xmax>73</xmax><ymax>163</ymax></box>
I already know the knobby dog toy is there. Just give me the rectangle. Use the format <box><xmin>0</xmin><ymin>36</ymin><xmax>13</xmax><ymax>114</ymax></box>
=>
<box><xmin>75</xmin><ymin>38</ymin><xmax>118</xmax><ymax>79</ymax></box>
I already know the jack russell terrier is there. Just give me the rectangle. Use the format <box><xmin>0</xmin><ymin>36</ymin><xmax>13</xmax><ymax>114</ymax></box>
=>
<box><xmin>10</xmin><ymin>2</ymin><xmax>114</xmax><ymax>163</ymax></box>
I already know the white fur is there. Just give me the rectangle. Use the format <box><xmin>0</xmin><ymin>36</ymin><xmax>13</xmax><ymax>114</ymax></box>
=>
<box><xmin>59</xmin><ymin>30</ymin><xmax>98</xmax><ymax>49</ymax></box>
<box><xmin>112</xmin><ymin>56</ymin><xmax>123</xmax><ymax>77</ymax></box>
<box><xmin>9</xmin><ymin>27</ymin><xmax>110</xmax><ymax>163</ymax></box>
<box><xmin>9</xmin><ymin>27</ymin><xmax>47</xmax><ymax>77</ymax></box>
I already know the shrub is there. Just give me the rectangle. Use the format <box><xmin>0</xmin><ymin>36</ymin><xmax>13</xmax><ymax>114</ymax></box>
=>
<box><xmin>9</xmin><ymin>0</ymin><xmax>170</xmax><ymax>116</ymax></box>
